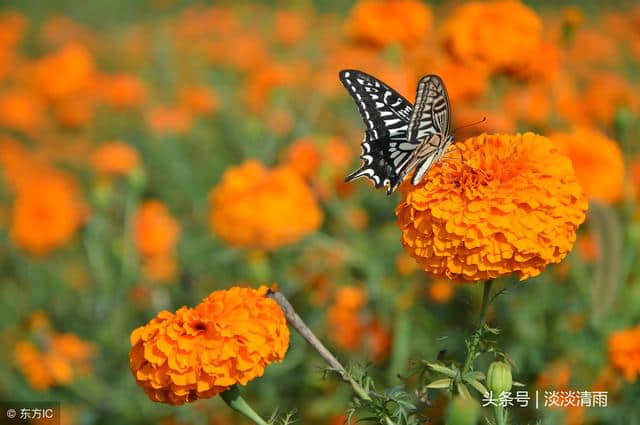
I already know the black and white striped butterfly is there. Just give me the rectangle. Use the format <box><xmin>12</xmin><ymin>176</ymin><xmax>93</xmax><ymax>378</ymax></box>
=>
<box><xmin>340</xmin><ymin>69</ymin><xmax>454</xmax><ymax>194</ymax></box>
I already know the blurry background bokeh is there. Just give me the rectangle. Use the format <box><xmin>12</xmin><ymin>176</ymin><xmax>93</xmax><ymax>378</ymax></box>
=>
<box><xmin>1</xmin><ymin>0</ymin><xmax>640</xmax><ymax>424</ymax></box>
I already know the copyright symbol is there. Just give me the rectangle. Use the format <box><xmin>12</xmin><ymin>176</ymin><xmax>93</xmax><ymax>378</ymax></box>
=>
<box><xmin>6</xmin><ymin>408</ymin><xmax>16</xmax><ymax>418</ymax></box>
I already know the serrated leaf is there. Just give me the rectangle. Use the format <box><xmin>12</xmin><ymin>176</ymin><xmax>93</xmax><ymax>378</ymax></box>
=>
<box><xmin>426</xmin><ymin>378</ymin><xmax>452</xmax><ymax>389</ymax></box>
<box><xmin>464</xmin><ymin>376</ymin><xmax>489</xmax><ymax>396</ymax></box>
<box><xmin>485</xmin><ymin>325</ymin><xmax>501</xmax><ymax>335</ymax></box>
<box><xmin>423</xmin><ymin>361</ymin><xmax>458</xmax><ymax>378</ymax></box>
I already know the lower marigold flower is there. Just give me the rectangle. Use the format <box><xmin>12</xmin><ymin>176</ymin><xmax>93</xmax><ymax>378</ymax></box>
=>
<box><xmin>396</xmin><ymin>133</ymin><xmax>587</xmax><ymax>282</ymax></box>
<box><xmin>91</xmin><ymin>141</ymin><xmax>141</xmax><ymax>176</ymax></box>
<box><xmin>129</xmin><ymin>286</ymin><xmax>289</xmax><ymax>405</ymax></box>
<box><xmin>209</xmin><ymin>160</ymin><xmax>323</xmax><ymax>250</ymax></box>
<box><xmin>608</xmin><ymin>325</ymin><xmax>640</xmax><ymax>382</ymax></box>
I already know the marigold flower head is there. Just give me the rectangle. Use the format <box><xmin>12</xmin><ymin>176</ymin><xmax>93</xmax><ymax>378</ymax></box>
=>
<box><xmin>33</xmin><ymin>42</ymin><xmax>95</xmax><ymax>100</ymax></box>
<box><xmin>551</xmin><ymin>127</ymin><xmax>624</xmax><ymax>204</ymax></box>
<box><xmin>428</xmin><ymin>280</ymin><xmax>455</xmax><ymax>303</ymax></box>
<box><xmin>11</xmin><ymin>171</ymin><xmax>85</xmax><ymax>255</ymax></box>
<box><xmin>274</xmin><ymin>10</ymin><xmax>307</xmax><ymax>45</ymax></box>
<box><xmin>608</xmin><ymin>325</ymin><xmax>640</xmax><ymax>382</ymax></box>
<box><xmin>396</xmin><ymin>133</ymin><xmax>587</xmax><ymax>282</ymax></box>
<box><xmin>179</xmin><ymin>86</ymin><xmax>218</xmax><ymax>116</ymax></box>
<box><xmin>442</xmin><ymin>1</ymin><xmax>542</xmax><ymax>73</ymax></box>
<box><xmin>134</xmin><ymin>200</ymin><xmax>181</xmax><ymax>257</ymax></box>
<box><xmin>346</xmin><ymin>0</ymin><xmax>432</xmax><ymax>48</ymax></box>
<box><xmin>97</xmin><ymin>74</ymin><xmax>148</xmax><ymax>108</ymax></box>
<box><xmin>282</xmin><ymin>138</ymin><xmax>320</xmax><ymax>180</ymax></box>
<box><xmin>14</xmin><ymin>332</ymin><xmax>93</xmax><ymax>391</ymax></box>
<box><xmin>147</xmin><ymin>106</ymin><xmax>193</xmax><ymax>135</ymax></box>
<box><xmin>0</xmin><ymin>88</ymin><xmax>44</xmax><ymax>132</ymax></box>
<box><xmin>129</xmin><ymin>286</ymin><xmax>289</xmax><ymax>405</ymax></box>
<box><xmin>91</xmin><ymin>141</ymin><xmax>141</xmax><ymax>176</ymax></box>
<box><xmin>210</xmin><ymin>160</ymin><xmax>323</xmax><ymax>250</ymax></box>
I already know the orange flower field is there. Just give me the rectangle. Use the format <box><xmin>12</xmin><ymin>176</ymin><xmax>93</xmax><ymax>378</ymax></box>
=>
<box><xmin>0</xmin><ymin>1</ymin><xmax>639</xmax><ymax>424</ymax></box>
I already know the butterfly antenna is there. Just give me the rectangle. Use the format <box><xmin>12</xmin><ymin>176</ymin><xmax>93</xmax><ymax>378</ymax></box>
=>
<box><xmin>453</xmin><ymin>117</ymin><xmax>486</xmax><ymax>133</ymax></box>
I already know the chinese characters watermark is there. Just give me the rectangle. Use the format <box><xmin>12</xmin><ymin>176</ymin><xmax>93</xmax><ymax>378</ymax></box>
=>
<box><xmin>481</xmin><ymin>390</ymin><xmax>608</xmax><ymax>409</ymax></box>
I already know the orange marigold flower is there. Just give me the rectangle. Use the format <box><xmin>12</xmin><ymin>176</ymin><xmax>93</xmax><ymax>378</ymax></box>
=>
<box><xmin>129</xmin><ymin>286</ymin><xmax>289</xmax><ymax>405</ymax></box>
<box><xmin>134</xmin><ymin>200</ymin><xmax>181</xmax><ymax>257</ymax></box>
<box><xmin>582</xmin><ymin>73</ymin><xmax>637</xmax><ymax>126</ymax></box>
<box><xmin>442</xmin><ymin>1</ymin><xmax>542</xmax><ymax>73</ymax></box>
<box><xmin>274</xmin><ymin>10</ymin><xmax>307</xmax><ymax>45</ymax></box>
<box><xmin>608</xmin><ymin>325</ymin><xmax>640</xmax><ymax>382</ymax></box>
<box><xmin>11</xmin><ymin>171</ymin><xmax>85</xmax><ymax>255</ymax></box>
<box><xmin>54</xmin><ymin>94</ymin><xmax>94</xmax><ymax>128</ymax></box>
<box><xmin>328</xmin><ymin>286</ymin><xmax>366</xmax><ymax>350</ymax></box>
<box><xmin>0</xmin><ymin>88</ymin><xmax>44</xmax><ymax>132</ymax></box>
<box><xmin>396</xmin><ymin>133</ymin><xmax>587</xmax><ymax>282</ymax></box>
<box><xmin>551</xmin><ymin>127</ymin><xmax>624</xmax><ymax>204</ymax></box>
<box><xmin>33</xmin><ymin>42</ymin><xmax>95</xmax><ymax>100</ymax></box>
<box><xmin>209</xmin><ymin>160</ymin><xmax>323</xmax><ymax>250</ymax></box>
<box><xmin>147</xmin><ymin>106</ymin><xmax>193</xmax><ymax>135</ymax></box>
<box><xmin>428</xmin><ymin>280</ymin><xmax>455</xmax><ymax>303</ymax></box>
<box><xmin>14</xmin><ymin>333</ymin><xmax>93</xmax><ymax>391</ymax></box>
<box><xmin>346</xmin><ymin>0</ymin><xmax>432</xmax><ymax>48</ymax></box>
<box><xmin>142</xmin><ymin>253</ymin><xmax>178</xmax><ymax>283</ymax></box>
<box><xmin>282</xmin><ymin>138</ymin><xmax>320</xmax><ymax>180</ymax></box>
<box><xmin>179</xmin><ymin>86</ymin><xmax>218</xmax><ymax>116</ymax></box>
<box><xmin>97</xmin><ymin>73</ymin><xmax>148</xmax><ymax>108</ymax></box>
<box><xmin>91</xmin><ymin>141</ymin><xmax>141</xmax><ymax>176</ymax></box>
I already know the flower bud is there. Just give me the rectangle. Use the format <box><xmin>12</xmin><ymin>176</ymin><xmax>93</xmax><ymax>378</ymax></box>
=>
<box><xmin>445</xmin><ymin>396</ymin><xmax>480</xmax><ymax>425</ymax></box>
<box><xmin>487</xmin><ymin>361</ymin><xmax>512</xmax><ymax>396</ymax></box>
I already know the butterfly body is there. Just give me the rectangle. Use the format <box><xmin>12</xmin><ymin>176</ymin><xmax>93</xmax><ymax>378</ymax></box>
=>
<box><xmin>340</xmin><ymin>70</ymin><xmax>453</xmax><ymax>194</ymax></box>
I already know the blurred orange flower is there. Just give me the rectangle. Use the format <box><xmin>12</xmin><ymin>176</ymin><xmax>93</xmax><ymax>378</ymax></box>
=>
<box><xmin>179</xmin><ymin>86</ymin><xmax>218</xmax><ymax>116</ymax></box>
<box><xmin>282</xmin><ymin>138</ymin><xmax>320</xmax><ymax>180</ymax></box>
<box><xmin>147</xmin><ymin>106</ymin><xmax>192</xmax><ymax>135</ymax></box>
<box><xmin>14</xmin><ymin>333</ymin><xmax>93</xmax><ymax>391</ymax></box>
<box><xmin>129</xmin><ymin>286</ymin><xmax>289</xmax><ymax>405</ymax></box>
<box><xmin>428</xmin><ymin>280</ymin><xmax>455</xmax><ymax>303</ymax></box>
<box><xmin>274</xmin><ymin>10</ymin><xmax>307</xmax><ymax>45</ymax></box>
<box><xmin>91</xmin><ymin>141</ymin><xmax>140</xmax><ymax>176</ymax></box>
<box><xmin>33</xmin><ymin>42</ymin><xmax>95</xmax><ymax>100</ymax></box>
<box><xmin>583</xmin><ymin>73</ymin><xmax>637</xmax><ymax>125</ymax></box>
<box><xmin>608</xmin><ymin>325</ymin><xmax>640</xmax><ymax>382</ymax></box>
<box><xmin>328</xmin><ymin>286</ymin><xmax>366</xmax><ymax>350</ymax></box>
<box><xmin>142</xmin><ymin>253</ymin><xmax>178</xmax><ymax>283</ymax></box>
<box><xmin>346</xmin><ymin>0</ymin><xmax>432</xmax><ymax>48</ymax></box>
<box><xmin>442</xmin><ymin>1</ymin><xmax>542</xmax><ymax>73</ymax></box>
<box><xmin>134</xmin><ymin>200</ymin><xmax>181</xmax><ymax>257</ymax></box>
<box><xmin>11</xmin><ymin>171</ymin><xmax>85</xmax><ymax>255</ymax></box>
<box><xmin>396</xmin><ymin>133</ymin><xmax>587</xmax><ymax>282</ymax></box>
<box><xmin>432</xmin><ymin>60</ymin><xmax>489</xmax><ymax>103</ymax></box>
<box><xmin>210</xmin><ymin>160</ymin><xmax>322</xmax><ymax>250</ymax></box>
<box><xmin>552</xmin><ymin>128</ymin><xmax>624</xmax><ymax>204</ymax></box>
<box><xmin>54</xmin><ymin>94</ymin><xmax>94</xmax><ymax>127</ymax></box>
<box><xmin>97</xmin><ymin>74</ymin><xmax>147</xmax><ymax>108</ymax></box>
<box><xmin>0</xmin><ymin>88</ymin><xmax>44</xmax><ymax>132</ymax></box>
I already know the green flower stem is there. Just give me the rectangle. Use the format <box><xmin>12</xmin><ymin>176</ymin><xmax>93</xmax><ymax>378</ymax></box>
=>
<box><xmin>220</xmin><ymin>385</ymin><xmax>269</xmax><ymax>425</ymax></box>
<box><xmin>493</xmin><ymin>405</ymin><xmax>505</xmax><ymax>425</ymax></box>
<box><xmin>461</xmin><ymin>280</ymin><xmax>494</xmax><ymax>375</ymax></box>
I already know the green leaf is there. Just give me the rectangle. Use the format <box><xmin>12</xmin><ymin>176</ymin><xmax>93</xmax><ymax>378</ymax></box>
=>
<box><xmin>457</xmin><ymin>383</ymin><xmax>473</xmax><ymax>400</ymax></box>
<box><xmin>464</xmin><ymin>376</ymin><xmax>489</xmax><ymax>396</ymax></box>
<box><xmin>465</xmin><ymin>371</ymin><xmax>486</xmax><ymax>381</ymax></box>
<box><xmin>423</xmin><ymin>361</ymin><xmax>458</xmax><ymax>378</ymax></box>
<box><xmin>426</xmin><ymin>378</ymin><xmax>453</xmax><ymax>389</ymax></box>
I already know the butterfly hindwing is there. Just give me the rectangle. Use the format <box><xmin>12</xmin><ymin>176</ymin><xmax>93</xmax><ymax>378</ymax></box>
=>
<box><xmin>400</xmin><ymin>75</ymin><xmax>454</xmax><ymax>187</ymax></box>
<box><xmin>340</xmin><ymin>70</ymin><xmax>419</xmax><ymax>193</ymax></box>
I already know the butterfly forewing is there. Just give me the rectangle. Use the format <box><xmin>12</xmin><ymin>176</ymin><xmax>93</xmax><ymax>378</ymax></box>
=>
<box><xmin>340</xmin><ymin>70</ymin><xmax>419</xmax><ymax>193</ymax></box>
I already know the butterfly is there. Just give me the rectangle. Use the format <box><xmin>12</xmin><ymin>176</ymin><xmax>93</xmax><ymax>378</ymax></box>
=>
<box><xmin>340</xmin><ymin>69</ymin><xmax>454</xmax><ymax>194</ymax></box>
